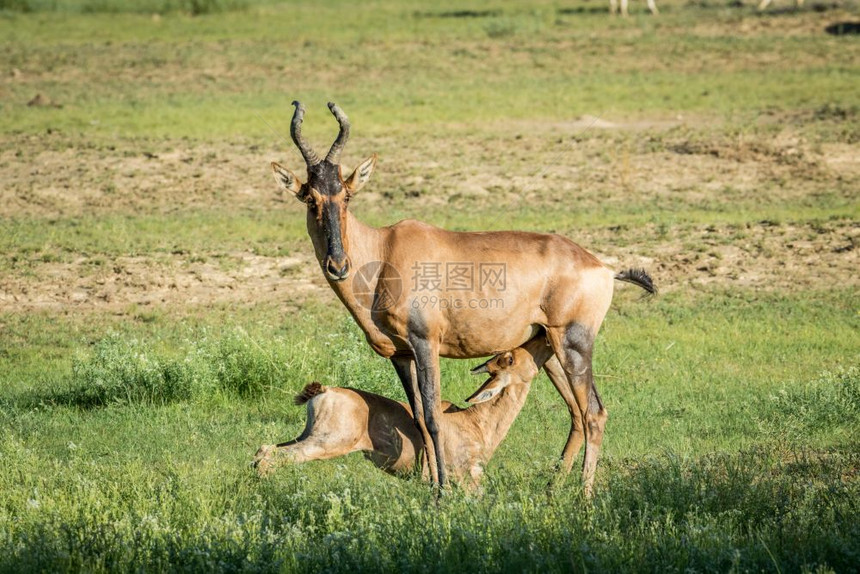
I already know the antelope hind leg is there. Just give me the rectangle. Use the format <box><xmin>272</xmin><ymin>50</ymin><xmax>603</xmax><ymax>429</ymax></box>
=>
<box><xmin>546</xmin><ymin>324</ymin><xmax>608</xmax><ymax>496</ymax></box>
<box><xmin>544</xmin><ymin>354</ymin><xmax>586</xmax><ymax>475</ymax></box>
<box><xmin>252</xmin><ymin>440</ymin><xmax>335</xmax><ymax>477</ymax></box>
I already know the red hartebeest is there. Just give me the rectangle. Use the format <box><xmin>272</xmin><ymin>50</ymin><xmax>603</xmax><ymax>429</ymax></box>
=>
<box><xmin>270</xmin><ymin>101</ymin><xmax>655</xmax><ymax>493</ymax></box>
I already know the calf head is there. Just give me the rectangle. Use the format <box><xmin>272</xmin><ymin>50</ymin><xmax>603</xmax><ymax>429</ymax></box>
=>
<box><xmin>466</xmin><ymin>347</ymin><xmax>539</xmax><ymax>404</ymax></box>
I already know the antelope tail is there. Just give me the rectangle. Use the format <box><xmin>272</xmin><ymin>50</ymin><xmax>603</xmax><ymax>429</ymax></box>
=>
<box><xmin>294</xmin><ymin>382</ymin><xmax>327</xmax><ymax>405</ymax></box>
<box><xmin>614</xmin><ymin>268</ymin><xmax>657</xmax><ymax>294</ymax></box>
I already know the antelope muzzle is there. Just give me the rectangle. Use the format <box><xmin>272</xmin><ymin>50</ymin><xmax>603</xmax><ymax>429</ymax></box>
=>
<box><xmin>324</xmin><ymin>254</ymin><xmax>351</xmax><ymax>281</ymax></box>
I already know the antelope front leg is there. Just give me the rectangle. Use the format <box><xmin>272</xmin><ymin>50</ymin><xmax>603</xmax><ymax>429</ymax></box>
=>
<box><xmin>391</xmin><ymin>355</ymin><xmax>438</xmax><ymax>484</ymax></box>
<box><xmin>409</xmin><ymin>335</ymin><xmax>447</xmax><ymax>490</ymax></box>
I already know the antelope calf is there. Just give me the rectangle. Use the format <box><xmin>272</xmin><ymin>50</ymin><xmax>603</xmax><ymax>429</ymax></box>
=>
<box><xmin>253</xmin><ymin>337</ymin><xmax>554</xmax><ymax>488</ymax></box>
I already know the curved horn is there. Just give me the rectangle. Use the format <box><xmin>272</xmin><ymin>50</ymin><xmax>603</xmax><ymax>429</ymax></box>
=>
<box><xmin>290</xmin><ymin>101</ymin><xmax>321</xmax><ymax>166</ymax></box>
<box><xmin>325</xmin><ymin>102</ymin><xmax>351</xmax><ymax>164</ymax></box>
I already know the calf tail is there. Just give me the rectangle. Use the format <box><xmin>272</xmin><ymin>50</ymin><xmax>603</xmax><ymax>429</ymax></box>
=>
<box><xmin>294</xmin><ymin>381</ymin><xmax>327</xmax><ymax>405</ymax></box>
<box><xmin>614</xmin><ymin>268</ymin><xmax>657</xmax><ymax>294</ymax></box>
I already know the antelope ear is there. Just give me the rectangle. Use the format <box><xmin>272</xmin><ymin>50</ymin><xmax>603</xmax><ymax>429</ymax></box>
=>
<box><xmin>271</xmin><ymin>162</ymin><xmax>303</xmax><ymax>199</ymax></box>
<box><xmin>470</xmin><ymin>357</ymin><xmax>492</xmax><ymax>375</ymax></box>
<box><xmin>465</xmin><ymin>377</ymin><xmax>509</xmax><ymax>404</ymax></box>
<box><xmin>344</xmin><ymin>154</ymin><xmax>377</xmax><ymax>194</ymax></box>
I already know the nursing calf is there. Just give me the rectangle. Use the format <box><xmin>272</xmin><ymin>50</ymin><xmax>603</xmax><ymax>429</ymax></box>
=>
<box><xmin>254</xmin><ymin>337</ymin><xmax>553</xmax><ymax>488</ymax></box>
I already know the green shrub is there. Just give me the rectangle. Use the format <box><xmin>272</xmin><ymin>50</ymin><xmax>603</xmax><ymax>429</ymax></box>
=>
<box><xmin>64</xmin><ymin>334</ymin><xmax>208</xmax><ymax>407</ymax></box>
<box><xmin>207</xmin><ymin>328</ymin><xmax>287</xmax><ymax>398</ymax></box>
<box><xmin>0</xmin><ymin>0</ymin><xmax>34</xmax><ymax>11</ymax></box>
<box><xmin>50</xmin><ymin>327</ymin><xmax>311</xmax><ymax>407</ymax></box>
<box><xmin>758</xmin><ymin>366</ymin><xmax>860</xmax><ymax>443</ymax></box>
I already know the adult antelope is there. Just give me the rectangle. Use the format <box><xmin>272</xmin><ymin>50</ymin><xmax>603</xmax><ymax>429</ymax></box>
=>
<box><xmin>610</xmin><ymin>0</ymin><xmax>659</xmax><ymax>16</ymax></box>
<box><xmin>757</xmin><ymin>0</ymin><xmax>803</xmax><ymax>10</ymax></box>
<box><xmin>270</xmin><ymin>101</ymin><xmax>655</xmax><ymax>493</ymax></box>
<box><xmin>253</xmin><ymin>337</ymin><xmax>555</xmax><ymax>488</ymax></box>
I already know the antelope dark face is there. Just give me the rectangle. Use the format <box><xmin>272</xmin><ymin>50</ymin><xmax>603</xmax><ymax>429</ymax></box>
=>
<box><xmin>271</xmin><ymin>102</ymin><xmax>376</xmax><ymax>282</ymax></box>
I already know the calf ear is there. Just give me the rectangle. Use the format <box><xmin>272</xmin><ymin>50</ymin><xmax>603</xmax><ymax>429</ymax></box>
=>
<box><xmin>470</xmin><ymin>357</ymin><xmax>492</xmax><ymax>375</ymax></box>
<box><xmin>470</xmin><ymin>350</ymin><xmax>514</xmax><ymax>375</ymax></box>
<box><xmin>465</xmin><ymin>377</ymin><xmax>509</xmax><ymax>404</ymax></box>
<box><xmin>271</xmin><ymin>162</ymin><xmax>304</xmax><ymax>199</ymax></box>
<box><xmin>344</xmin><ymin>154</ymin><xmax>377</xmax><ymax>195</ymax></box>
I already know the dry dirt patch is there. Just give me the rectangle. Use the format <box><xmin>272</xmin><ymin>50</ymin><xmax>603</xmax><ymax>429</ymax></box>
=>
<box><xmin>594</xmin><ymin>220</ymin><xmax>859</xmax><ymax>293</ymax></box>
<box><xmin>0</xmin><ymin>251</ymin><xmax>319</xmax><ymax>313</ymax></box>
<box><xmin>0</xmin><ymin>134</ymin><xmax>287</xmax><ymax>218</ymax></box>
<box><xmin>2</xmin><ymin>220</ymin><xmax>856</xmax><ymax>314</ymax></box>
<box><xmin>1</xmin><ymin>121</ymin><xmax>857</xmax><ymax>314</ymax></box>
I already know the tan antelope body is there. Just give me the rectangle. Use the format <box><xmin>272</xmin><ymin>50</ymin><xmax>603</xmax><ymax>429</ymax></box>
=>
<box><xmin>271</xmin><ymin>102</ymin><xmax>655</xmax><ymax>492</ymax></box>
<box><xmin>254</xmin><ymin>338</ymin><xmax>555</xmax><ymax>488</ymax></box>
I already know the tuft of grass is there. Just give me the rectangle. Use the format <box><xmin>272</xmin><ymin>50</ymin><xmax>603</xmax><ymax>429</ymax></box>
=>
<box><xmin>62</xmin><ymin>333</ymin><xmax>211</xmax><ymax>407</ymax></box>
<box><xmin>42</xmin><ymin>328</ymin><xmax>302</xmax><ymax>407</ymax></box>
<box><xmin>758</xmin><ymin>366</ymin><xmax>860</xmax><ymax>445</ymax></box>
<box><xmin>207</xmin><ymin>327</ymin><xmax>290</xmax><ymax>398</ymax></box>
<box><xmin>0</xmin><ymin>0</ymin><xmax>39</xmax><ymax>11</ymax></box>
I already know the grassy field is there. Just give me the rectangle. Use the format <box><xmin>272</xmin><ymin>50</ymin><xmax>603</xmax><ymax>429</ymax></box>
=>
<box><xmin>1</xmin><ymin>0</ymin><xmax>859</xmax><ymax>571</ymax></box>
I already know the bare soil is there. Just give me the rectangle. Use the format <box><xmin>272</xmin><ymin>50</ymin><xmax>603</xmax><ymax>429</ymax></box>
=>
<box><xmin>1</xmin><ymin>118</ymin><xmax>857</xmax><ymax>315</ymax></box>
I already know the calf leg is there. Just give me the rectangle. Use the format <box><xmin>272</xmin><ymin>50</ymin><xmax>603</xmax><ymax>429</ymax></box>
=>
<box><xmin>253</xmin><ymin>393</ymin><xmax>364</xmax><ymax>477</ymax></box>
<box><xmin>253</xmin><ymin>438</ymin><xmax>351</xmax><ymax>477</ymax></box>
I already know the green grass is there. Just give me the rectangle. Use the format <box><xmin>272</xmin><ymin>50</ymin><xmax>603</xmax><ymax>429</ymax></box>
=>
<box><xmin>2</xmin><ymin>1</ymin><xmax>859</xmax><ymax>139</ymax></box>
<box><xmin>0</xmin><ymin>0</ymin><xmax>254</xmax><ymax>15</ymax></box>
<box><xmin>0</xmin><ymin>292</ymin><xmax>858</xmax><ymax>572</ymax></box>
<box><xmin>2</xmin><ymin>0</ymin><xmax>859</xmax><ymax>571</ymax></box>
